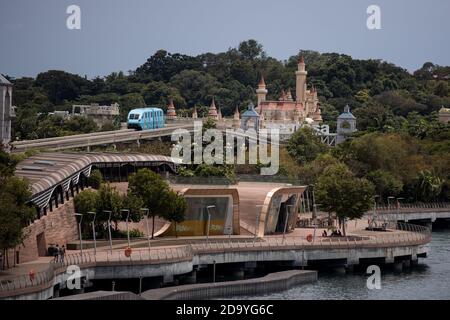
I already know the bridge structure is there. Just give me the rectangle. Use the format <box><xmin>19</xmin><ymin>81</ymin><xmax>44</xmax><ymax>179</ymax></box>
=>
<box><xmin>11</xmin><ymin>122</ymin><xmax>286</xmax><ymax>153</ymax></box>
<box><xmin>368</xmin><ymin>203</ymin><xmax>450</xmax><ymax>224</ymax></box>
<box><xmin>11</xmin><ymin>120</ymin><xmax>340</xmax><ymax>153</ymax></box>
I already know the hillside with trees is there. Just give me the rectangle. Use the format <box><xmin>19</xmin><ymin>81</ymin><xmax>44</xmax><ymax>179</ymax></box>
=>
<box><xmin>6</xmin><ymin>39</ymin><xmax>450</xmax><ymax>140</ymax></box>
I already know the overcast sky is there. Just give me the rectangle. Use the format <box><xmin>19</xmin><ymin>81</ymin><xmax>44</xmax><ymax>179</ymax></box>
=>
<box><xmin>1</xmin><ymin>0</ymin><xmax>449</xmax><ymax>78</ymax></box>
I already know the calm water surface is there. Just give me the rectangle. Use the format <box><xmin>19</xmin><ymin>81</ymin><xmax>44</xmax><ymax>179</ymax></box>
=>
<box><xmin>238</xmin><ymin>229</ymin><xmax>450</xmax><ymax>300</ymax></box>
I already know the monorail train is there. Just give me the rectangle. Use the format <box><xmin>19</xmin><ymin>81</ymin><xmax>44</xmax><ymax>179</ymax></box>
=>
<box><xmin>127</xmin><ymin>107</ymin><xmax>165</xmax><ymax>130</ymax></box>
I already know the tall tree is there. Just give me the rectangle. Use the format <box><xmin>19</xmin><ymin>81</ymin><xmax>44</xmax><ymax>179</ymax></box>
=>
<box><xmin>316</xmin><ymin>163</ymin><xmax>374</xmax><ymax>235</ymax></box>
<box><xmin>127</xmin><ymin>169</ymin><xmax>171</xmax><ymax>239</ymax></box>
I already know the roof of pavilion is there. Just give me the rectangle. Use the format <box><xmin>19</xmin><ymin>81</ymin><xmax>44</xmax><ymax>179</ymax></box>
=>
<box><xmin>15</xmin><ymin>152</ymin><xmax>181</xmax><ymax>197</ymax></box>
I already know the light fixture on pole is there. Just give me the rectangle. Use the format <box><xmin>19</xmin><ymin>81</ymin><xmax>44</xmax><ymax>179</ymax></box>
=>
<box><xmin>396</xmin><ymin>197</ymin><xmax>405</xmax><ymax>215</ymax></box>
<box><xmin>141</xmin><ymin>208</ymin><xmax>151</xmax><ymax>253</ymax></box>
<box><xmin>103</xmin><ymin>210</ymin><xmax>113</xmax><ymax>252</ymax></box>
<box><xmin>387</xmin><ymin>196</ymin><xmax>395</xmax><ymax>211</ymax></box>
<box><xmin>73</xmin><ymin>213</ymin><xmax>83</xmax><ymax>255</ymax></box>
<box><xmin>121</xmin><ymin>209</ymin><xmax>131</xmax><ymax>247</ymax></box>
<box><xmin>310</xmin><ymin>185</ymin><xmax>316</xmax><ymax>220</ymax></box>
<box><xmin>371</xmin><ymin>195</ymin><xmax>380</xmax><ymax>229</ymax></box>
<box><xmin>88</xmin><ymin>211</ymin><xmax>97</xmax><ymax>255</ymax></box>
<box><xmin>206</xmin><ymin>205</ymin><xmax>215</xmax><ymax>242</ymax></box>
<box><xmin>283</xmin><ymin>205</ymin><xmax>293</xmax><ymax>243</ymax></box>
<box><xmin>253</xmin><ymin>205</ymin><xmax>264</xmax><ymax>244</ymax></box>
<box><xmin>312</xmin><ymin>204</ymin><xmax>321</xmax><ymax>242</ymax></box>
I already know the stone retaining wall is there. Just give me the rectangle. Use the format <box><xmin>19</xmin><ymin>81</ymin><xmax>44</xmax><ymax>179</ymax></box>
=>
<box><xmin>142</xmin><ymin>270</ymin><xmax>317</xmax><ymax>300</ymax></box>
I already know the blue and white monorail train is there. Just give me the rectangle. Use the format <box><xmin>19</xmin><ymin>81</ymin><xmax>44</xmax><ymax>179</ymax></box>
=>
<box><xmin>127</xmin><ymin>107</ymin><xmax>165</xmax><ymax>130</ymax></box>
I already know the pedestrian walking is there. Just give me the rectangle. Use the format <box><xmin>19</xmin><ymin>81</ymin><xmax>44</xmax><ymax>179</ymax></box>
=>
<box><xmin>60</xmin><ymin>245</ymin><xmax>66</xmax><ymax>263</ymax></box>
<box><xmin>54</xmin><ymin>244</ymin><xmax>60</xmax><ymax>262</ymax></box>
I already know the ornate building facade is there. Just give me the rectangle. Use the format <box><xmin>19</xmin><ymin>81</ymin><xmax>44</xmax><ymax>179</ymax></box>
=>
<box><xmin>255</xmin><ymin>56</ymin><xmax>322</xmax><ymax>126</ymax></box>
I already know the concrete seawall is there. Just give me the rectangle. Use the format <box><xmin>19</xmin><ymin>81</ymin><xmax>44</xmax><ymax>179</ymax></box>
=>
<box><xmin>142</xmin><ymin>270</ymin><xmax>317</xmax><ymax>300</ymax></box>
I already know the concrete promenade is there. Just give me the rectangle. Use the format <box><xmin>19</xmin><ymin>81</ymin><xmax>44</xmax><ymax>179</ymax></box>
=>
<box><xmin>0</xmin><ymin>220</ymin><xmax>431</xmax><ymax>300</ymax></box>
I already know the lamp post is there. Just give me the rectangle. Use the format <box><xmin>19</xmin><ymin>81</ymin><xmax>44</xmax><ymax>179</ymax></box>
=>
<box><xmin>283</xmin><ymin>205</ymin><xmax>293</xmax><ymax>243</ymax></box>
<box><xmin>371</xmin><ymin>195</ymin><xmax>380</xmax><ymax>229</ymax></box>
<box><xmin>88</xmin><ymin>211</ymin><xmax>97</xmax><ymax>255</ymax></box>
<box><xmin>103</xmin><ymin>210</ymin><xmax>113</xmax><ymax>252</ymax></box>
<box><xmin>206</xmin><ymin>205</ymin><xmax>215</xmax><ymax>242</ymax></box>
<box><xmin>305</xmin><ymin>188</ymin><xmax>311</xmax><ymax>215</ymax></box>
<box><xmin>253</xmin><ymin>205</ymin><xmax>264</xmax><ymax>245</ymax></box>
<box><xmin>141</xmin><ymin>208</ymin><xmax>151</xmax><ymax>253</ymax></box>
<box><xmin>396</xmin><ymin>197</ymin><xmax>405</xmax><ymax>215</ymax></box>
<box><xmin>312</xmin><ymin>204</ymin><xmax>321</xmax><ymax>242</ymax></box>
<box><xmin>310</xmin><ymin>185</ymin><xmax>316</xmax><ymax>220</ymax></box>
<box><xmin>387</xmin><ymin>196</ymin><xmax>395</xmax><ymax>211</ymax></box>
<box><xmin>73</xmin><ymin>213</ymin><xmax>83</xmax><ymax>255</ymax></box>
<box><xmin>121</xmin><ymin>209</ymin><xmax>130</xmax><ymax>248</ymax></box>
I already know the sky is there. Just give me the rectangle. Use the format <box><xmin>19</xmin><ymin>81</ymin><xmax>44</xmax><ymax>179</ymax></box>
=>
<box><xmin>1</xmin><ymin>0</ymin><xmax>450</xmax><ymax>79</ymax></box>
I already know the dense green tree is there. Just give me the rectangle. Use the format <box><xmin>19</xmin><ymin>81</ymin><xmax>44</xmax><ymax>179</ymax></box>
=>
<box><xmin>87</xmin><ymin>170</ymin><xmax>103</xmax><ymax>189</ymax></box>
<box><xmin>35</xmin><ymin>70</ymin><xmax>90</xmax><ymax>104</ymax></box>
<box><xmin>74</xmin><ymin>189</ymin><xmax>98</xmax><ymax>215</ymax></box>
<box><xmin>0</xmin><ymin>173</ymin><xmax>35</xmax><ymax>268</ymax></box>
<box><xmin>163</xmin><ymin>191</ymin><xmax>187</xmax><ymax>237</ymax></box>
<box><xmin>316</xmin><ymin>163</ymin><xmax>375</xmax><ymax>235</ymax></box>
<box><xmin>411</xmin><ymin>170</ymin><xmax>445</xmax><ymax>202</ymax></box>
<box><xmin>127</xmin><ymin>169</ymin><xmax>171</xmax><ymax>238</ymax></box>
<box><xmin>366</xmin><ymin>170</ymin><xmax>403</xmax><ymax>200</ymax></box>
<box><xmin>170</xmin><ymin>70</ymin><xmax>220</xmax><ymax>107</ymax></box>
<box><xmin>287</xmin><ymin>127</ymin><xmax>328</xmax><ymax>165</ymax></box>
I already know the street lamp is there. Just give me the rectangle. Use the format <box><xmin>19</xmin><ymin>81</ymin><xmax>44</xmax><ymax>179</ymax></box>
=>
<box><xmin>312</xmin><ymin>204</ymin><xmax>321</xmax><ymax>242</ymax></box>
<box><xmin>121</xmin><ymin>209</ymin><xmax>131</xmax><ymax>247</ymax></box>
<box><xmin>283</xmin><ymin>205</ymin><xmax>293</xmax><ymax>243</ymax></box>
<box><xmin>396</xmin><ymin>198</ymin><xmax>405</xmax><ymax>215</ymax></box>
<box><xmin>387</xmin><ymin>196</ymin><xmax>395</xmax><ymax>211</ymax></box>
<box><xmin>141</xmin><ymin>208</ymin><xmax>151</xmax><ymax>253</ymax></box>
<box><xmin>310</xmin><ymin>185</ymin><xmax>316</xmax><ymax>220</ymax></box>
<box><xmin>370</xmin><ymin>195</ymin><xmax>380</xmax><ymax>229</ymax></box>
<box><xmin>73</xmin><ymin>213</ymin><xmax>83</xmax><ymax>255</ymax></box>
<box><xmin>253</xmin><ymin>205</ymin><xmax>264</xmax><ymax>244</ymax></box>
<box><xmin>206</xmin><ymin>205</ymin><xmax>215</xmax><ymax>242</ymax></box>
<box><xmin>88</xmin><ymin>211</ymin><xmax>97</xmax><ymax>255</ymax></box>
<box><xmin>103</xmin><ymin>210</ymin><xmax>113</xmax><ymax>252</ymax></box>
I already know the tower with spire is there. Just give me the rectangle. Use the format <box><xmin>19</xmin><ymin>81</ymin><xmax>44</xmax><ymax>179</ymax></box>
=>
<box><xmin>166</xmin><ymin>98</ymin><xmax>177</xmax><ymax>120</ymax></box>
<box><xmin>256</xmin><ymin>75</ymin><xmax>268</xmax><ymax>106</ymax></box>
<box><xmin>207</xmin><ymin>97</ymin><xmax>219</xmax><ymax>121</ymax></box>
<box><xmin>233</xmin><ymin>106</ymin><xmax>240</xmax><ymax>129</ymax></box>
<box><xmin>295</xmin><ymin>54</ymin><xmax>307</xmax><ymax>104</ymax></box>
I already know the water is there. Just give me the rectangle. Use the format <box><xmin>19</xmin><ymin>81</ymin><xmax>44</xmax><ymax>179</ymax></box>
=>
<box><xmin>239</xmin><ymin>229</ymin><xmax>450</xmax><ymax>300</ymax></box>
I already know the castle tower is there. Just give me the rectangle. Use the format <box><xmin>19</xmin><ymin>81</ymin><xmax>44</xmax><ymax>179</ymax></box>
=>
<box><xmin>337</xmin><ymin>105</ymin><xmax>357</xmax><ymax>144</ymax></box>
<box><xmin>166</xmin><ymin>98</ymin><xmax>177</xmax><ymax>120</ymax></box>
<box><xmin>295</xmin><ymin>55</ymin><xmax>307</xmax><ymax>104</ymax></box>
<box><xmin>286</xmin><ymin>88</ymin><xmax>293</xmax><ymax>102</ymax></box>
<box><xmin>233</xmin><ymin>106</ymin><xmax>240</xmax><ymax>129</ymax></box>
<box><xmin>192</xmin><ymin>106</ymin><xmax>198</xmax><ymax>119</ymax></box>
<box><xmin>208</xmin><ymin>97</ymin><xmax>219</xmax><ymax>120</ymax></box>
<box><xmin>0</xmin><ymin>74</ymin><xmax>13</xmax><ymax>148</ymax></box>
<box><xmin>256</xmin><ymin>76</ymin><xmax>268</xmax><ymax>106</ymax></box>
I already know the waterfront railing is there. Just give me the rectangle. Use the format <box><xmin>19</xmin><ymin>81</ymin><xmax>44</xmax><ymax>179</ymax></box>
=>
<box><xmin>0</xmin><ymin>220</ymin><xmax>430</xmax><ymax>296</ymax></box>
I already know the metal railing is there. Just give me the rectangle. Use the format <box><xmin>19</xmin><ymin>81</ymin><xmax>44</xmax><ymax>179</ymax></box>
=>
<box><xmin>0</xmin><ymin>220</ymin><xmax>430</xmax><ymax>295</ymax></box>
<box><xmin>376</xmin><ymin>202</ymin><xmax>450</xmax><ymax>212</ymax></box>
